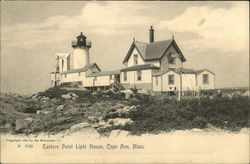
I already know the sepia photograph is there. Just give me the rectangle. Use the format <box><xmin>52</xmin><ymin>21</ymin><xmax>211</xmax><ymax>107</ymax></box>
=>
<box><xmin>0</xmin><ymin>1</ymin><xmax>249</xmax><ymax>163</ymax></box>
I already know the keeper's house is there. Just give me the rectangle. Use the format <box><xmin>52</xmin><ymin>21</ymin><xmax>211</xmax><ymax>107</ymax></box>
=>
<box><xmin>51</xmin><ymin>26</ymin><xmax>215</xmax><ymax>92</ymax></box>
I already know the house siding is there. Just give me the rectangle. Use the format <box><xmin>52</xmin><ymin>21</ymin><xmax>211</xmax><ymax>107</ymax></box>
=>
<box><xmin>162</xmin><ymin>71</ymin><xmax>181</xmax><ymax>92</ymax></box>
<box><xmin>127</xmin><ymin>48</ymin><xmax>145</xmax><ymax>67</ymax></box>
<box><xmin>182</xmin><ymin>74</ymin><xmax>197</xmax><ymax>91</ymax></box>
<box><xmin>61</xmin><ymin>72</ymin><xmax>85</xmax><ymax>84</ymax></box>
<box><xmin>153</xmin><ymin>76</ymin><xmax>162</xmax><ymax>91</ymax></box>
<box><xmin>121</xmin><ymin>69</ymin><xmax>152</xmax><ymax>90</ymax></box>
<box><xmin>197</xmin><ymin>71</ymin><xmax>215</xmax><ymax>90</ymax></box>
<box><xmin>160</xmin><ymin>44</ymin><xmax>182</xmax><ymax>72</ymax></box>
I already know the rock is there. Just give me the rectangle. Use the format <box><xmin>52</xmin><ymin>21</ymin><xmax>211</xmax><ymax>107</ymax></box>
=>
<box><xmin>61</xmin><ymin>94</ymin><xmax>72</xmax><ymax>100</ymax></box>
<box><xmin>24</xmin><ymin>117</ymin><xmax>33</xmax><ymax>123</ymax></box>
<box><xmin>137</xmin><ymin>89</ymin><xmax>148</xmax><ymax>95</ymax></box>
<box><xmin>121</xmin><ymin>89</ymin><xmax>133</xmax><ymax>94</ymax></box>
<box><xmin>70</xmin><ymin>122</ymin><xmax>90</xmax><ymax>133</ymax></box>
<box><xmin>88</xmin><ymin>116</ymin><xmax>99</xmax><ymax>123</ymax></box>
<box><xmin>56</xmin><ymin>105</ymin><xmax>64</xmax><ymax>110</ymax></box>
<box><xmin>69</xmin><ymin>92</ymin><xmax>78</xmax><ymax>98</ymax></box>
<box><xmin>121</xmin><ymin>90</ymin><xmax>133</xmax><ymax>99</ymax></box>
<box><xmin>125</xmin><ymin>93</ymin><xmax>131</xmax><ymax>99</ymax></box>
<box><xmin>240</xmin><ymin>128</ymin><xmax>249</xmax><ymax>134</ymax></box>
<box><xmin>5</xmin><ymin>123</ymin><xmax>13</xmax><ymax>129</ymax></box>
<box><xmin>109</xmin><ymin>130</ymin><xmax>130</xmax><ymax>138</ymax></box>
<box><xmin>42</xmin><ymin>111</ymin><xmax>52</xmax><ymax>115</ymax></box>
<box><xmin>40</xmin><ymin>96</ymin><xmax>49</xmax><ymax>102</ymax></box>
<box><xmin>15</xmin><ymin>119</ymin><xmax>31</xmax><ymax>132</ymax></box>
<box><xmin>68</xmin><ymin>127</ymin><xmax>100</xmax><ymax>138</ymax></box>
<box><xmin>243</xmin><ymin>90</ymin><xmax>249</xmax><ymax>97</ymax></box>
<box><xmin>36</xmin><ymin>110</ymin><xmax>41</xmax><ymax>114</ymax></box>
<box><xmin>108</xmin><ymin>118</ymin><xmax>133</xmax><ymax>127</ymax></box>
<box><xmin>92</xmin><ymin>92</ymin><xmax>98</xmax><ymax>96</ymax></box>
<box><xmin>31</xmin><ymin>94</ymin><xmax>39</xmax><ymax>99</ymax></box>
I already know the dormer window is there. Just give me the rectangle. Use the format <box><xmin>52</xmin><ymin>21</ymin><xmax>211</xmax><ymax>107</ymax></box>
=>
<box><xmin>134</xmin><ymin>55</ymin><xmax>138</xmax><ymax>65</ymax></box>
<box><xmin>168</xmin><ymin>53</ymin><xmax>176</xmax><ymax>64</ymax></box>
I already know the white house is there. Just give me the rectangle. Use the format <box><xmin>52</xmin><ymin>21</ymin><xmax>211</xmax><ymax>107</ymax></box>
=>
<box><xmin>51</xmin><ymin>27</ymin><xmax>215</xmax><ymax>92</ymax></box>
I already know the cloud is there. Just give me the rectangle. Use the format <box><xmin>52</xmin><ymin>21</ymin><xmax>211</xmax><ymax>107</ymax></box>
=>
<box><xmin>157</xmin><ymin>2</ymin><xmax>249</xmax><ymax>52</ymax></box>
<box><xmin>1</xmin><ymin>2</ymin><xmax>154</xmax><ymax>49</ymax></box>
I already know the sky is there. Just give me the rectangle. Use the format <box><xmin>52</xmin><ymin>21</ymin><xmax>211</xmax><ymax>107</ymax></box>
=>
<box><xmin>1</xmin><ymin>1</ymin><xmax>249</xmax><ymax>95</ymax></box>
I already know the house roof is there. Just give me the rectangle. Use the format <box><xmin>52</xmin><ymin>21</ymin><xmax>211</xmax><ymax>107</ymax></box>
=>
<box><xmin>88</xmin><ymin>70</ymin><xmax>121</xmax><ymax>77</ymax></box>
<box><xmin>196</xmin><ymin>69</ymin><xmax>215</xmax><ymax>75</ymax></box>
<box><xmin>153</xmin><ymin>68</ymin><xmax>214</xmax><ymax>76</ymax></box>
<box><xmin>60</xmin><ymin>63</ymin><xmax>100</xmax><ymax>74</ymax></box>
<box><xmin>123</xmin><ymin>39</ymin><xmax>186</xmax><ymax>63</ymax></box>
<box><xmin>120</xmin><ymin>64</ymin><xmax>159</xmax><ymax>72</ymax></box>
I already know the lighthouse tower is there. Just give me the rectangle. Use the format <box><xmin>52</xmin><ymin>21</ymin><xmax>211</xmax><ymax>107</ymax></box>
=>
<box><xmin>71</xmin><ymin>32</ymin><xmax>91</xmax><ymax>69</ymax></box>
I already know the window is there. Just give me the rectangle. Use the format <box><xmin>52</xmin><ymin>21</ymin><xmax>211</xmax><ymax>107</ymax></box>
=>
<box><xmin>78</xmin><ymin>72</ymin><xmax>81</xmax><ymax>76</ymax></box>
<box><xmin>109</xmin><ymin>75</ymin><xmax>113</xmax><ymax>80</ymax></box>
<box><xmin>137</xmin><ymin>70</ymin><xmax>142</xmax><ymax>81</ymax></box>
<box><xmin>203</xmin><ymin>74</ymin><xmax>209</xmax><ymax>84</ymax></box>
<box><xmin>156</xmin><ymin>76</ymin><xmax>159</xmax><ymax>86</ymax></box>
<box><xmin>168</xmin><ymin>53</ymin><xmax>175</xmax><ymax>64</ymax></box>
<box><xmin>67</xmin><ymin>56</ymin><xmax>70</xmax><ymax>70</ymax></box>
<box><xmin>133</xmin><ymin>55</ymin><xmax>138</xmax><ymax>65</ymax></box>
<box><xmin>168</xmin><ymin>75</ymin><xmax>174</xmax><ymax>85</ymax></box>
<box><xmin>124</xmin><ymin>72</ymin><xmax>127</xmax><ymax>81</ymax></box>
<box><xmin>64</xmin><ymin>74</ymin><xmax>67</xmax><ymax>78</ymax></box>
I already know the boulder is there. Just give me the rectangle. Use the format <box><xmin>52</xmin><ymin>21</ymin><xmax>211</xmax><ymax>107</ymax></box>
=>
<box><xmin>70</xmin><ymin>122</ymin><xmax>90</xmax><ymax>133</ymax></box>
<box><xmin>92</xmin><ymin>92</ymin><xmax>98</xmax><ymax>96</ymax></box>
<box><xmin>56</xmin><ymin>105</ymin><xmax>64</xmax><ymax>110</ymax></box>
<box><xmin>109</xmin><ymin>130</ymin><xmax>130</xmax><ymax>138</ymax></box>
<box><xmin>67</xmin><ymin>126</ymin><xmax>100</xmax><ymax>138</ymax></box>
<box><xmin>24</xmin><ymin>117</ymin><xmax>33</xmax><ymax>123</ymax></box>
<box><xmin>61</xmin><ymin>94</ymin><xmax>72</xmax><ymax>100</ymax></box>
<box><xmin>31</xmin><ymin>94</ymin><xmax>39</xmax><ymax>99</ymax></box>
<box><xmin>15</xmin><ymin>119</ymin><xmax>31</xmax><ymax>132</ymax></box>
<box><xmin>40</xmin><ymin>96</ymin><xmax>49</xmax><ymax>102</ymax></box>
<box><xmin>36</xmin><ymin>110</ymin><xmax>41</xmax><ymax>114</ymax></box>
<box><xmin>42</xmin><ymin>111</ymin><xmax>52</xmax><ymax>115</ymax></box>
<box><xmin>137</xmin><ymin>89</ymin><xmax>148</xmax><ymax>95</ymax></box>
<box><xmin>243</xmin><ymin>90</ymin><xmax>250</xmax><ymax>97</ymax></box>
<box><xmin>88</xmin><ymin>116</ymin><xmax>99</xmax><ymax>123</ymax></box>
<box><xmin>121</xmin><ymin>90</ymin><xmax>133</xmax><ymax>99</ymax></box>
<box><xmin>108</xmin><ymin>118</ymin><xmax>133</xmax><ymax>127</ymax></box>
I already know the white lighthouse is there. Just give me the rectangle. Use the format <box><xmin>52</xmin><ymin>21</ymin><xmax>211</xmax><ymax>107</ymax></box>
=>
<box><xmin>71</xmin><ymin>32</ymin><xmax>91</xmax><ymax>69</ymax></box>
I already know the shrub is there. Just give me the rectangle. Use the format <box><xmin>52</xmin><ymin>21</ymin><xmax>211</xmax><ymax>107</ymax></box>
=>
<box><xmin>192</xmin><ymin>116</ymin><xmax>208</xmax><ymax>129</ymax></box>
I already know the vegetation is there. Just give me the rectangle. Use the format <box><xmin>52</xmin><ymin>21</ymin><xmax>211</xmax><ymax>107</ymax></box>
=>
<box><xmin>126</xmin><ymin>95</ymin><xmax>250</xmax><ymax>134</ymax></box>
<box><xmin>0</xmin><ymin>87</ymin><xmax>249</xmax><ymax>135</ymax></box>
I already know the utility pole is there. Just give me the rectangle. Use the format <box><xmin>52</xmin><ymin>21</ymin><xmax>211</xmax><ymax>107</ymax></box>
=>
<box><xmin>178</xmin><ymin>60</ymin><xmax>183</xmax><ymax>101</ymax></box>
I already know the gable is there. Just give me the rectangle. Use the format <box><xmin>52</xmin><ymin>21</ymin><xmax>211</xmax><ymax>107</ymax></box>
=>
<box><xmin>123</xmin><ymin>39</ymin><xmax>186</xmax><ymax>64</ymax></box>
<box><xmin>126</xmin><ymin>47</ymin><xmax>145</xmax><ymax>67</ymax></box>
<box><xmin>123</xmin><ymin>41</ymin><xmax>146</xmax><ymax>64</ymax></box>
<box><xmin>196</xmin><ymin>69</ymin><xmax>215</xmax><ymax>75</ymax></box>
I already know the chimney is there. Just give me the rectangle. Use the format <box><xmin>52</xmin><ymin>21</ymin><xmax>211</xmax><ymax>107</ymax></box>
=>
<box><xmin>149</xmin><ymin>26</ymin><xmax>154</xmax><ymax>43</ymax></box>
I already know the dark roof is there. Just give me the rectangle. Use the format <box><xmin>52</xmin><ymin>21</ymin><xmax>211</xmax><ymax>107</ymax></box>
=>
<box><xmin>120</xmin><ymin>64</ymin><xmax>159</xmax><ymax>72</ymax></box>
<box><xmin>60</xmin><ymin>63</ymin><xmax>100</xmax><ymax>74</ymax></box>
<box><xmin>88</xmin><ymin>70</ymin><xmax>121</xmax><ymax>77</ymax></box>
<box><xmin>123</xmin><ymin>39</ymin><xmax>186</xmax><ymax>63</ymax></box>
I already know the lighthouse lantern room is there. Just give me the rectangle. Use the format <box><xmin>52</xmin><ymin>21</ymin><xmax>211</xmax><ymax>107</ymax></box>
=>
<box><xmin>71</xmin><ymin>32</ymin><xmax>91</xmax><ymax>69</ymax></box>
